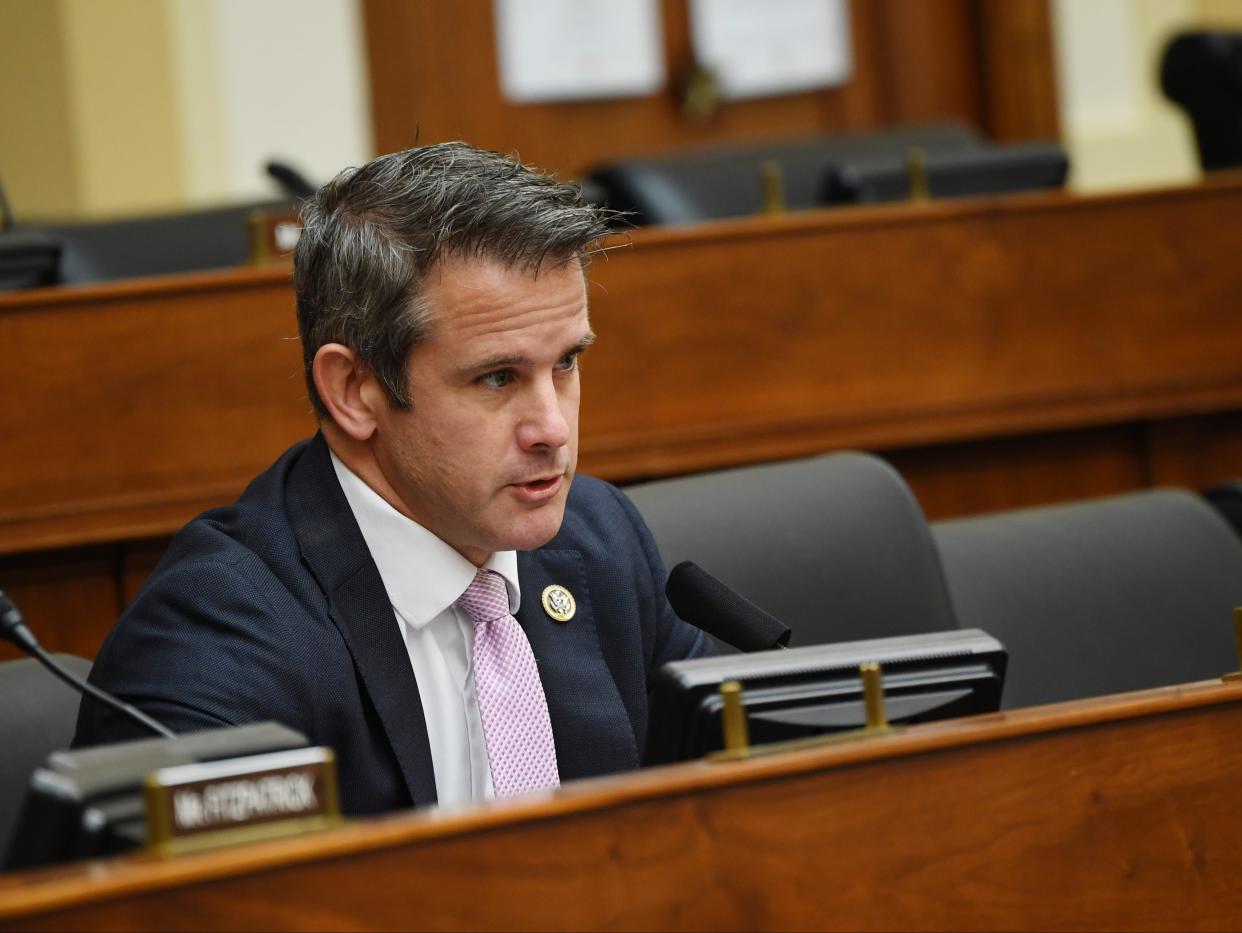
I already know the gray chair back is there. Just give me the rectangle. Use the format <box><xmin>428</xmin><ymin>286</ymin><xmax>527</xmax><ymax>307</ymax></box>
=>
<box><xmin>0</xmin><ymin>655</ymin><xmax>91</xmax><ymax>861</ymax></box>
<box><xmin>933</xmin><ymin>490</ymin><xmax>1242</xmax><ymax>709</ymax></box>
<box><xmin>625</xmin><ymin>452</ymin><xmax>958</xmax><ymax>648</ymax></box>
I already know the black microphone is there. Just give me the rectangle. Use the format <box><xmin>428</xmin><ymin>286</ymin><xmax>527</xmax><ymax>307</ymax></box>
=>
<box><xmin>666</xmin><ymin>561</ymin><xmax>792</xmax><ymax>652</ymax></box>
<box><xmin>0</xmin><ymin>589</ymin><xmax>175</xmax><ymax>739</ymax></box>
<box><xmin>265</xmin><ymin>160</ymin><xmax>317</xmax><ymax>200</ymax></box>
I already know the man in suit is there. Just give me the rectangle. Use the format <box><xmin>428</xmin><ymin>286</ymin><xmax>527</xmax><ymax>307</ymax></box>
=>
<box><xmin>74</xmin><ymin>143</ymin><xmax>710</xmax><ymax>814</ymax></box>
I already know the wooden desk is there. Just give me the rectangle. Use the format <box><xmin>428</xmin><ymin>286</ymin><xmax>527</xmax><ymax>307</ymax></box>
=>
<box><xmin>5</xmin><ymin>180</ymin><xmax>1242</xmax><ymax>659</ymax></box>
<box><xmin>2</xmin><ymin>679</ymin><xmax>1240</xmax><ymax>931</ymax></box>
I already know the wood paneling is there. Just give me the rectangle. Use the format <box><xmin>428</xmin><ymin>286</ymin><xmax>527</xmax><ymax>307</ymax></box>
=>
<box><xmin>361</xmin><ymin>0</ymin><xmax>1057</xmax><ymax>177</ymax></box>
<box><xmin>0</xmin><ymin>546</ymin><xmax>119</xmax><ymax>662</ymax></box>
<box><xmin>118</xmin><ymin>539</ymin><xmax>169</xmax><ymax>608</ymax></box>
<box><xmin>889</xmin><ymin>426</ymin><xmax>1150</xmax><ymax>520</ymax></box>
<box><xmin>580</xmin><ymin>178</ymin><xmax>1242</xmax><ymax>483</ymax></box>
<box><xmin>0</xmin><ymin>267</ymin><xmax>313</xmax><ymax>555</ymax></box>
<box><xmin>2</xmin><ymin>680</ymin><xmax>1242</xmax><ymax>930</ymax></box>
<box><xmin>975</xmin><ymin>0</ymin><xmax>1062</xmax><ymax>141</ymax></box>
<box><xmin>1145</xmin><ymin>413</ymin><xmax>1242</xmax><ymax>492</ymax></box>
<box><xmin>0</xmin><ymin>539</ymin><xmax>170</xmax><ymax>662</ymax></box>
<box><xmin>869</xmin><ymin>0</ymin><xmax>985</xmax><ymax>126</ymax></box>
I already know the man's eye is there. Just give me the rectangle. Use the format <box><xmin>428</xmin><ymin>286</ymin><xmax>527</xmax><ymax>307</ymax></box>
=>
<box><xmin>480</xmin><ymin>370</ymin><xmax>514</xmax><ymax>389</ymax></box>
<box><xmin>556</xmin><ymin>352</ymin><xmax>579</xmax><ymax>372</ymax></box>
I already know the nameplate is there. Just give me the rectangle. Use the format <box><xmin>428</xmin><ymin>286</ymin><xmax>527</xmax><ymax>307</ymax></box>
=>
<box><xmin>143</xmin><ymin>747</ymin><xmax>340</xmax><ymax>856</ymax></box>
<box><xmin>247</xmin><ymin>209</ymin><xmax>301</xmax><ymax>263</ymax></box>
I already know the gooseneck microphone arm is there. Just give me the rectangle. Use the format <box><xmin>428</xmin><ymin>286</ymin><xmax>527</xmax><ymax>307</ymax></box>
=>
<box><xmin>665</xmin><ymin>561</ymin><xmax>793</xmax><ymax>652</ymax></box>
<box><xmin>265</xmin><ymin>160</ymin><xmax>317</xmax><ymax>200</ymax></box>
<box><xmin>0</xmin><ymin>589</ymin><xmax>176</xmax><ymax>739</ymax></box>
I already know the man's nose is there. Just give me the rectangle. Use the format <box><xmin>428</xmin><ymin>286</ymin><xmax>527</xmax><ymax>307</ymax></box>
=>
<box><xmin>517</xmin><ymin>378</ymin><xmax>572</xmax><ymax>451</ymax></box>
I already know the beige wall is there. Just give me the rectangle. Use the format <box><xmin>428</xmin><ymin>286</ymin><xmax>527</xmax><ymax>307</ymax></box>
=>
<box><xmin>184</xmin><ymin>0</ymin><xmax>374</xmax><ymax>205</ymax></box>
<box><xmin>1052</xmin><ymin>0</ymin><xmax>1242</xmax><ymax>193</ymax></box>
<box><xmin>0</xmin><ymin>0</ymin><xmax>79</xmax><ymax>218</ymax></box>
<box><xmin>62</xmin><ymin>0</ymin><xmax>186</xmax><ymax>216</ymax></box>
<box><xmin>0</xmin><ymin>0</ymin><xmax>372</xmax><ymax>221</ymax></box>
<box><xmin>1195</xmin><ymin>0</ymin><xmax>1242</xmax><ymax>24</ymax></box>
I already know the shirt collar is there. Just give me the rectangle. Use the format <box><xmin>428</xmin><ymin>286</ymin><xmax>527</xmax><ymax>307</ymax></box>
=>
<box><xmin>329</xmin><ymin>450</ymin><xmax>520</xmax><ymax>629</ymax></box>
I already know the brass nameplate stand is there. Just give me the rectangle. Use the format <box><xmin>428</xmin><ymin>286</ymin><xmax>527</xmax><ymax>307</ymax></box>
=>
<box><xmin>1222</xmin><ymin>606</ymin><xmax>1242</xmax><ymax>683</ymax></box>
<box><xmin>761</xmin><ymin>161</ymin><xmax>787</xmax><ymax>216</ymax></box>
<box><xmin>711</xmin><ymin>661</ymin><xmax>901</xmax><ymax>762</ymax></box>
<box><xmin>144</xmin><ymin>746</ymin><xmax>341</xmax><ymax>857</ymax></box>
<box><xmin>905</xmin><ymin>147</ymin><xmax>930</xmax><ymax>202</ymax></box>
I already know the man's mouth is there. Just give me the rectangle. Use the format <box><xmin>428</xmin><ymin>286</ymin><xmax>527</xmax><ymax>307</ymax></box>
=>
<box><xmin>522</xmin><ymin>476</ymin><xmax>560</xmax><ymax>492</ymax></box>
<box><xmin>510</xmin><ymin>473</ymin><xmax>566</xmax><ymax>502</ymax></box>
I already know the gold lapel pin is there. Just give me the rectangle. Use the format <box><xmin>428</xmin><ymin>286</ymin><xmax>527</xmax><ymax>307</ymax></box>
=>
<box><xmin>541</xmin><ymin>584</ymin><xmax>576</xmax><ymax>623</ymax></box>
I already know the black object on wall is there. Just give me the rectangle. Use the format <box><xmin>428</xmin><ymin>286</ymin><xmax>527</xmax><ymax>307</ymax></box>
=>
<box><xmin>1162</xmin><ymin>31</ymin><xmax>1242</xmax><ymax>170</ymax></box>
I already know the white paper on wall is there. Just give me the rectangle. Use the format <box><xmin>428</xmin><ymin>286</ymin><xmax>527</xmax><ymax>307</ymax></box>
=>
<box><xmin>688</xmin><ymin>0</ymin><xmax>852</xmax><ymax>100</ymax></box>
<box><xmin>493</xmin><ymin>0</ymin><xmax>665</xmax><ymax>103</ymax></box>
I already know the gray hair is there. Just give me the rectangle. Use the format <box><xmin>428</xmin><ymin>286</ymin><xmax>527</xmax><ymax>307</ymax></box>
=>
<box><xmin>293</xmin><ymin>141</ymin><xmax>614</xmax><ymax>418</ymax></box>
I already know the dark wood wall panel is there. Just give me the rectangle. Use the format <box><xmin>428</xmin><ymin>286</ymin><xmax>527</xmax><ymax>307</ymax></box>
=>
<box><xmin>1146</xmin><ymin>413</ymin><xmax>1242</xmax><ymax>491</ymax></box>
<box><xmin>362</xmin><ymin>0</ymin><xmax>1057</xmax><ymax>176</ymax></box>
<box><xmin>890</xmin><ymin>426</ymin><xmax>1151</xmax><ymax>521</ymax></box>
<box><xmin>868</xmin><ymin>0</ymin><xmax>985</xmax><ymax>127</ymax></box>
<box><xmin>0</xmin><ymin>547</ymin><xmax>121</xmax><ymax>662</ymax></box>
<box><xmin>976</xmin><ymin>0</ymin><xmax>1062</xmax><ymax>140</ymax></box>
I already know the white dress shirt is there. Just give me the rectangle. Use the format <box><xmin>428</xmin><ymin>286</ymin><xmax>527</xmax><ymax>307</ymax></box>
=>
<box><xmin>330</xmin><ymin>451</ymin><xmax>519</xmax><ymax>807</ymax></box>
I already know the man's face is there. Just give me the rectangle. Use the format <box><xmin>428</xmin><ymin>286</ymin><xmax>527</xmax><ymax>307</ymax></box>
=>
<box><xmin>368</xmin><ymin>256</ymin><xmax>592</xmax><ymax>565</ymax></box>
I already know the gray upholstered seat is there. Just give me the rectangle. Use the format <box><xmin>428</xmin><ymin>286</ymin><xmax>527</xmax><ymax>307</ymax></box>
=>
<box><xmin>932</xmin><ymin>490</ymin><xmax>1242</xmax><ymax>709</ymax></box>
<box><xmin>0</xmin><ymin>655</ymin><xmax>90</xmax><ymax>862</ymax></box>
<box><xmin>624</xmin><ymin>452</ymin><xmax>958</xmax><ymax>648</ymax></box>
<box><xmin>627</xmin><ymin>454</ymin><xmax>1242</xmax><ymax>712</ymax></box>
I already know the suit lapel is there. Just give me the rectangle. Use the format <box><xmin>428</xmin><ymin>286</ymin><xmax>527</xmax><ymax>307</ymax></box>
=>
<box><xmin>286</xmin><ymin>434</ymin><xmax>438</xmax><ymax>807</ymax></box>
<box><xmin>518</xmin><ymin>548</ymin><xmax>639</xmax><ymax>779</ymax></box>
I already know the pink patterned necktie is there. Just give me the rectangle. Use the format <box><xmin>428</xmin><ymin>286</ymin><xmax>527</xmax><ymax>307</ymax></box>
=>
<box><xmin>455</xmin><ymin>569</ymin><xmax>560</xmax><ymax>796</ymax></box>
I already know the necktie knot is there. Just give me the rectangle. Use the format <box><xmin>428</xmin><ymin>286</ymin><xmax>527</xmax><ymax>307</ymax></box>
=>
<box><xmin>456</xmin><ymin>569</ymin><xmax>510</xmax><ymax>625</ymax></box>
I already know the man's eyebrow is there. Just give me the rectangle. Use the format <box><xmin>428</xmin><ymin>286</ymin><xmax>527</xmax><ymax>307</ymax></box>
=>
<box><xmin>459</xmin><ymin>331</ymin><xmax>596</xmax><ymax>377</ymax></box>
<box><xmin>462</xmin><ymin>353</ymin><xmax>526</xmax><ymax>374</ymax></box>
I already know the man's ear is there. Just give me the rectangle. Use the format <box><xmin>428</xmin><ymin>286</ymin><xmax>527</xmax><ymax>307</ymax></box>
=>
<box><xmin>313</xmin><ymin>343</ymin><xmax>386</xmax><ymax>441</ymax></box>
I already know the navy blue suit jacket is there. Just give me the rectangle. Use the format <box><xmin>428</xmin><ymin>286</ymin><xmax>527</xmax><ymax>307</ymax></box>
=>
<box><xmin>73</xmin><ymin>434</ymin><xmax>709</xmax><ymax>815</ymax></box>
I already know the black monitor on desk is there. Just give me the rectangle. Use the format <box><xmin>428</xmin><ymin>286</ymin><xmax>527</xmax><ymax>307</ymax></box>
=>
<box><xmin>822</xmin><ymin>143</ymin><xmax>1068</xmax><ymax>205</ymax></box>
<box><xmin>4</xmin><ymin>722</ymin><xmax>309</xmax><ymax>871</ymax></box>
<box><xmin>645</xmin><ymin>628</ymin><xmax>1007</xmax><ymax>764</ymax></box>
<box><xmin>0</xmin><ymin>232</ymin><xmax>61</xmax><ymax>291</ymax></box>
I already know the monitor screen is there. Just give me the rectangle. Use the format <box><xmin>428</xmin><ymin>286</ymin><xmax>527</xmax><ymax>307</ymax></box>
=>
<box><xmin>645</xmin><ymin>628</ymin><xmax>1007</xmax><ymax>764</ymax></box>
